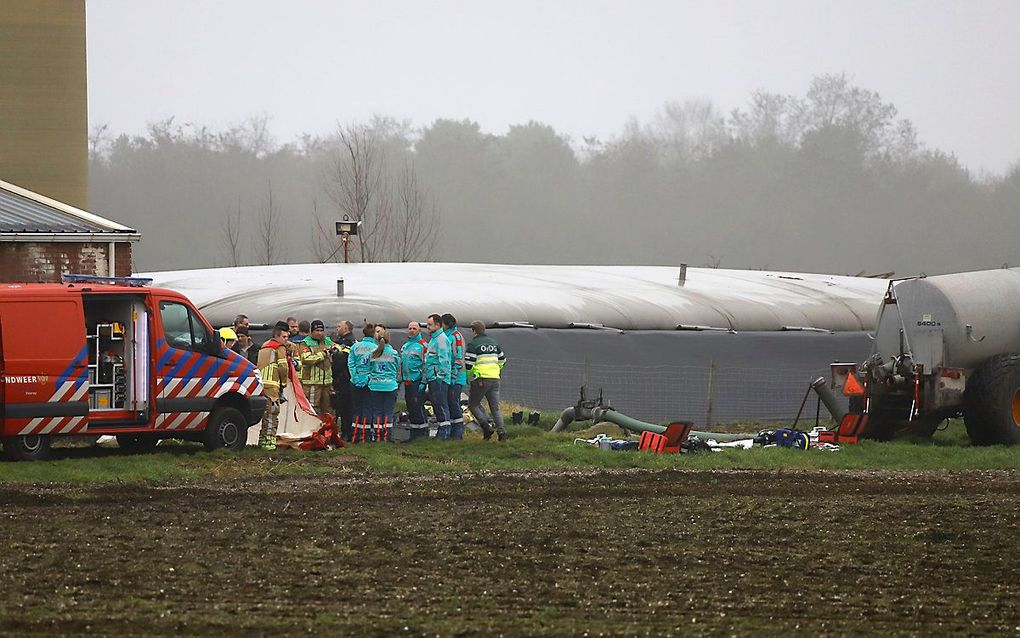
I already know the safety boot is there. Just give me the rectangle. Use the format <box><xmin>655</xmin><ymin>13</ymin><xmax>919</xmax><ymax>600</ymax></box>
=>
<box><xmin>482</xmin><ymin>422</ymin><xmax>494</xmax><ymax>441</ymax></box>
<box><xmin>497</xmin><ymin>432</ymin><xmax>507</xmax><ymax>442</ymax></box>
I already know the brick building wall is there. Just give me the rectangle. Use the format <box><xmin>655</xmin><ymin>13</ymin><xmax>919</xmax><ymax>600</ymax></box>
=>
<box><xmin>0</xmin><ymin>241</ymin><xmax>132</xmax><ymax>282</ymax></box>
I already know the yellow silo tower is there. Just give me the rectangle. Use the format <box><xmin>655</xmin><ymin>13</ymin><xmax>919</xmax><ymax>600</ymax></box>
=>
<box><xmin>0</xmin><ymin>0</ymin><xmax>88</xmax><ymax>209</ymax></box>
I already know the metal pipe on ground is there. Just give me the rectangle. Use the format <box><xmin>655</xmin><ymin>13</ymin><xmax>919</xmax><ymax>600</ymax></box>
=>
<box><xmin>589</xmin><ymin>407</ymin><xmax>752</xmax><ymax>442</ymax></box>
<box><xmin>810</xmin><ymin>376</ymin><xmax>847</xmax><ymax>424</ymax></box>
<box><xmin>551</xmin><ymin>407</ymin><xmax>576</xmax><ymax>433</ymax></box>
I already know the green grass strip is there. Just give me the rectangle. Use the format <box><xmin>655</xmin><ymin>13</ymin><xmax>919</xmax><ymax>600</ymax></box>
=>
<box><xmin>1</xmin><ymin>420</ymin><xmax>1018</xmax><ymax>485</ymax></box>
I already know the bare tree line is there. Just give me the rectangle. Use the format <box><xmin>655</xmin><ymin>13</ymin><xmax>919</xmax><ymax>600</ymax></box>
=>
<box><xmin>218</xmin><ymin>182</ymin><xmax>290</xmax><ymax>267</ymax></box>
<box><xmin>255</xmin><ymin>182</ymin><xmax>285</xmax><ymax>266</ymax></box>
<box><xmin>315</xmin><ymin>124</ymin><xmax>438</xmax><ymax>263</ymax></box>
<box><xmin>222</xmin><ymin>198</ymin><xmax>242</xmax><ymax>267</ymax></box>
<box><xmin>89</xmin><ymin>74</ymin><xmax>1020</xmax><ymax>275</ymax></box>
<box><xmin>217</xmin><ymin>122</ymin><xmax>438</xmax><ymax>266</ymax></box>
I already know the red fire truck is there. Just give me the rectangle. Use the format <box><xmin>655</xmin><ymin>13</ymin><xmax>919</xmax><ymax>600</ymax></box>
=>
<box><xmin>0</xmin><ymin>275</ymin><xmax>267</xmax><ymax>461</ymax></box>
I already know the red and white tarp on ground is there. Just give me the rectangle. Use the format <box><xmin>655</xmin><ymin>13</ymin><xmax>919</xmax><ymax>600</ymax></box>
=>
<box><xmin>245</xmin><ymin>362</ymin><xmax>342</xmax><ymax>449</ymax></box>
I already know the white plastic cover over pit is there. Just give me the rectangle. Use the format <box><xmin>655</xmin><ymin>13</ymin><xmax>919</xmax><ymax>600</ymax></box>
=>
<box><xmin>144</xmin><ymin>263</ymin><xmax>888</xmax><ymax>332</ymax></box>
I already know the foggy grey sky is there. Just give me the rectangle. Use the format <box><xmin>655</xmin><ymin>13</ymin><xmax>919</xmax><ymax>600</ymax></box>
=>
<box><xmin>86</xmin><ymin>0</ymin><xmax>1020</xmax><ymax>175</ymax></box>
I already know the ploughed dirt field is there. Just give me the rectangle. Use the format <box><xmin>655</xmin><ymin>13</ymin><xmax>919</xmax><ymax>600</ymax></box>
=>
<box><xmin>1</xmin><ymin>469</ymin><xmax>1017</xmax><ymax>636</ymax></box>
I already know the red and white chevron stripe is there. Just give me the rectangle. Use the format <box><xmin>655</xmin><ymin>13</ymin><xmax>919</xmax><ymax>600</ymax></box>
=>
<box><xmin>157</xmin><ymin>375</ymin><xmax>263</xmax><ymax>400</ymax></box>
<box><xmin>154</xmin><ymin>411</ymin><xmax>210</xmax><ymax>431</ymax></box>
<box><xmin>213</xmin><ymin>376</ymin><xmax>261</xmax><ymax>397</ymax></box>
<box><xmin>50</xmin><ymin>379</ymin><xmax>89</xmax><ymax>403</ymax></box>
<box><xmin>18</xmin><ymin>415</ymin><xmax>88</xmax><ymax>436</ymax></box>
<box><xmin>16</xmin><ymin>380</ymin><xmax>91</xmax><ymax>435</ymax></box>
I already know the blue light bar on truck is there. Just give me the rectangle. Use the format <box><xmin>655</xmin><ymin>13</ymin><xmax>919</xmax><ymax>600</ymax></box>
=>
<box><xmin>61</xmin><ymin>274</ymin><xmax>153</xmax><ymax>287</ymax></box>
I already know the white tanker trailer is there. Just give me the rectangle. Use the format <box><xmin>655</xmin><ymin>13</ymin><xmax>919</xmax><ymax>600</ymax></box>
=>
<box><xmin>822</xmin><ymin>267</ymin><xmax>1020</xmax><ymax>445</ymax></box>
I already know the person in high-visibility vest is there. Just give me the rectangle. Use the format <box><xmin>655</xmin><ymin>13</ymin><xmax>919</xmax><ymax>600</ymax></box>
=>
<box><xmin>465</xmin><ymin>320</ymin><xmax>507</xmax><ymax>441</ymax></box>
<box><xmin>347</xmin><ymin>323</ymin><xmax>377</xmax><ymax>441</ymax></box>
<box><xmin>442</xmin><ymin>313</ymin><xmax>467</xmax><ymax>440</ymax></box>
<box><xmin>299</xmin><ymin>319</ymin><xmax>334</xmax><ymax>417</ymax></box>
<box><xmin>256</xmin><ymin>321</ymin><xmax>291</xmax><ymax>449</ymax></box>
<box><xmin>368</xmin><ymin>326</ymin><xmax>400</xmax><ymax>441</ymax></box>
<box><xmin>400</xmin><ymin>321</ymin><xmax>428</xmax><ymax>428</ymax></box>
<box><xmin>424</xmin><ymin>313</ymin><xmax>453</xmax><ymax>440</ymax></box>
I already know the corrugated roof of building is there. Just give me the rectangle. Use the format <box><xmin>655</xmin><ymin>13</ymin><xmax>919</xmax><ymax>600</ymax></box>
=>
<box><xmin>0</xmin><ymin>179</ymin><xmax>137</xmax><ymax>235</ymax></box>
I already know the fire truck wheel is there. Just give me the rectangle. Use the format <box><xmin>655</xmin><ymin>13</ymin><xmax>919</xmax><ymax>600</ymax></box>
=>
<box><xmin>204</xmin><ymin>407</ymin><xmax>247</xmax><ymax>452</ymax></box>
<box><xmin>116</xmin><ymin>434</ymin><xmax>159</xmax><ymax>454</ymax></box>
<box><xmin>1</xmin><ymin>434</ymin><xmax>52</xmax><ymax>462</ymax></box>
<box><xmin>964</xmin><ymin>353</ymin><xmax>1020</xmax><ymax>446</ymax></box>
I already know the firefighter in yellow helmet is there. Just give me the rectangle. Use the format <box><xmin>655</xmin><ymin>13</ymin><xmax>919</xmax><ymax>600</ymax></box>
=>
<box><xmin>256</xmin><ymin>321</ymin><xmax>291</xmax><ymax>449</ymax></box>
<box><xmin>218</xmin><ymin>327</ymin><xmax>238</xmax><ymax>350</ymax></box>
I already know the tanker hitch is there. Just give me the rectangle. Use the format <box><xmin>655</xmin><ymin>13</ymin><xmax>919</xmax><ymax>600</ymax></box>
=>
<box><xmin>812</xmin><ymin>357</ymin><xmax>967</xmax><ymax>444</ymax></box>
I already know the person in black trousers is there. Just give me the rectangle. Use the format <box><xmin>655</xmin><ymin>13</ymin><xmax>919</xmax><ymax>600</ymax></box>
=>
<box><xmin>331</xmin><ymin>320</ymin><xmax>356</xmax><ymax>441</ymax></box>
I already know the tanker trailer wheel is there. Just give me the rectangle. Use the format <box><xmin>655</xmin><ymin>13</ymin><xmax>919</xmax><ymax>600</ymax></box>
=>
<box><xmin>1</xmin><ymin>434</ymin><xmax>52</xmax><ymax>461</ymax></box>
<box><xmin>963</xmin><ymin>353</ymin><xmax>1020</xmax><ymax>446</ymax></box>
<box><xmin>203</xmin><ymin>407</ymin><xmax>247</xmax><ymax>452</ymax></box>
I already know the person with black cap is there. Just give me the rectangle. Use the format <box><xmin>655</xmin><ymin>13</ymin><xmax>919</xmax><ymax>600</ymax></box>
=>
<box><xmin>299</xmin><ymin>319</ymin><xmax>334</xmax><ymax>417</ymax></box>
<box><xmin>256</xmin><ymin>321</ymin><xmax>291</xmax><ymax>449</ymax></box>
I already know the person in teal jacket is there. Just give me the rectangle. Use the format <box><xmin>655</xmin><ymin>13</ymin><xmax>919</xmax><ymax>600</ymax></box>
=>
<box><xmin>400</xmin><ymin>321</ymin><xmax>428</xmax><ymax>428</ymax></box>
<box><xmin>424</xmin><ymin>313</ymin><xmax>453</xmax><ymax>439</ymax></box>
<box><xmin>368</xmin><ymin>326</ymin><xmax>400</xmax><ymax>442</ymax></box>
<box><xmin>443</xmin><ymin>313</ymin><xmax>468</xmax><ymax>440</ymax></box>
<box><xmin>347</xmin><ymin>323</ymin><xmax>377</xmax><ymax>442</ymax></box>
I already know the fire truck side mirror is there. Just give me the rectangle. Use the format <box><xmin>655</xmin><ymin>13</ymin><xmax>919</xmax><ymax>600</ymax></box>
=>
<box><xmin>207</xmin><ymin>330</ymin><xmax>225</xmax><ymax>356</ymax></box>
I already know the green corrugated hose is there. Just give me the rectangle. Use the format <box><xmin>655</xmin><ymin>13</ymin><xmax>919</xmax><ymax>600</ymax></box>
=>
<box><xmin>591</xmin><ymin>407</ymin><xmax>753</xmax><ymax>442</ymax></box>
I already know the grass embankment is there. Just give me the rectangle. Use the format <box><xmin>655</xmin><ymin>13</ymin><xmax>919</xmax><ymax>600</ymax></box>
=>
<box><xmin>1</xmin><ymin>414</ymin><xmax>1018</xmax><ymax>484</ymax></box>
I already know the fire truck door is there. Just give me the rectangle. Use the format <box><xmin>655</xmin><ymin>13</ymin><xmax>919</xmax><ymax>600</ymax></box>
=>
<box><xmin>154</xmin><ymin>300</ymin><xmax>220</xmax><ymax>432</ymax></box>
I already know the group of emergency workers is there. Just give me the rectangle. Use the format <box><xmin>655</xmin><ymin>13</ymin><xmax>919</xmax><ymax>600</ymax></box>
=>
<box><xmin>224</xmin><ymin>312</ymin><xmax>507</xmax><ymax>449</ymax></box>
